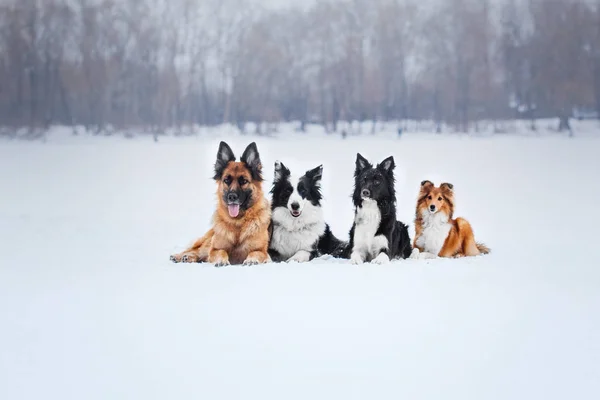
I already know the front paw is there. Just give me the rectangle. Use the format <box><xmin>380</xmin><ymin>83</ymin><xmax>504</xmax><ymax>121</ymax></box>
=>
<box><xmin>350</xmin><ymin>252</ymin><xmax>364</xmax><ymax>265</ymax></box>
<box><xmin>182</xmin><ymin>254</ymin><xmax>200</xmax><ymax>263</ymax></box>
<box><xmin>170</xmin><ymin>254</ymin><xmax>182</xmax><ymax>263</ymax></box>
<box><xmin>243</xmin><ymin>257</ymin><xmax>260</xmax><ymax>266</ymax></box>
<box><xmin>287</xmin><ymin>251</ymin><xmax>311</xmax><ymax>263</ymax></box>
<box><xmin>410</xmin><ymin>248</ymin><xmax>420</xmax><ymax>260</ymax></box>
<box><xmin>371</xmin><ymin>253</ymin><xmax>390</xmax><ymax>265</ymax></box>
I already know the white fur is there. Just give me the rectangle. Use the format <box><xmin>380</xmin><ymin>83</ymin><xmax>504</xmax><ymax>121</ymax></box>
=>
<box><xmin>350</xmin><ymin>199</ymin><xmax>389</xmax><ymax>264</ymax></box>
<box><xmin>270</xmin><ymin>201</ymin><xmax>325</xmax><ymax>261</ymax></box>
<box><xmin>371</xmin><ymin>252</ymin><xmax>390</xmax><ymax>265</ymax></box>
<box><xmin>288</xmin><ymin>250</ymin><xmax>312</xmax><ymax>263</ymax></box>
<box><xmin>415</xmin><ymin>209</ymin><xmax>451</xmax><ymax>257</ymax></box>
<box><xmin>287</xmin><ymin>174</ymin><xmax>304</xmax><ymax>212</ymax></box>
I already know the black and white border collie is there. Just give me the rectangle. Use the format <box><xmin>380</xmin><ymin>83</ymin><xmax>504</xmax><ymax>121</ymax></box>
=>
<box><xmin>343</xmin><ymin>154</ymin><xmax>412</xmax><ymax>264</ymax></box>
<box><xmin>268</xmin><ymin>161</ymin><xmax>345</xmax><ymax>262</ymax></box>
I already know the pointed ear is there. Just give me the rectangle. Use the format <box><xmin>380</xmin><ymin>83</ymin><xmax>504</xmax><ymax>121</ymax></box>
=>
<box><xmin>273</xmin><ymin>160</ymin><xmax>290</xmax><ymax>182</ymax></box>
<box><xmin>307</xmin><ymin>165</ymin><xmax>323</xmax><ymax>185</ymax></box>
<box><xmin>241</xmin><ymin>142</ymin><xmax>262</xmax><ymax>181</ymax></box>
<box><xmin>214</xmin><ymin>141</ymin><xmax>236</xmax><ymax>180</ymax></box>
<box><xmin>355</xmin><ymin>153</ymin><xmax>371</xmax><ymax>173</ymax></box>
<box><xmin>420</xmin><ymin>180</ymin><xmax>434</xmax><ymax>193</ymax></box>
<box><xmin>441</xmin><ymin>183</ymin><xmax>454</xmax><ymax>192</ymax></box>
<box><xmin>379</xmin><ymin>156</ymin><xmax>395</xmax><ymax>173</ymax></box>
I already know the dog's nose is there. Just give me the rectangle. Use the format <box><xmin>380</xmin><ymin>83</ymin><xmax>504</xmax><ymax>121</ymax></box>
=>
<box><xmin>361</xmin><ymin>189</ymin><xmax>371</xmax><ymax>197</ymax></box>
<box><xmin>429</xmin><ymin>205</ymin><xmax>436</xmax><ymax>211</ymax></box>
<box><xmin>291</xmin><ymin>202</ymin><xmax>300</xmax><ymax>211</ymax></box>
<box><xmin>227</xmin><ymin>192</ymin><xmax>238</xmax><ymax>203</ymax></box>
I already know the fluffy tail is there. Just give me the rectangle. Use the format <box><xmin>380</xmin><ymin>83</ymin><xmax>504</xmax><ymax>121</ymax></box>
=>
<box><xmin>319</xmin><ymin>224</ymin><xmax>348</xmax><ymax>258</ymax></box>
<box><xmin>476</xmin><ymin>243</ymin><xmax>490</xmax><ymax>255</ymax></box>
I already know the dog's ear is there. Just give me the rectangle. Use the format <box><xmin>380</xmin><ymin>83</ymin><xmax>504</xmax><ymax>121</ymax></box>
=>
<box><xmin>420</xmin><ymin>180</ymin><xmax>434</xmax><ymax>192</ymax></box>
<box><xmin>214</xmin><ymin>141</ymin><xmax>236</xmax><ymax>180</ymax></box>
<box><xmin>306</xmin><ymin>165</ymin><xmax>323</xmax><ymax>185</ymax></box>
<box><xmin>273</xmin><ymin>160</ymin><xmax>290</xmax><ymax>182</ymax></box>
<box><xmin>241</xmin><ymin>142</ymin><xmax>263</xmax><ymax>181</ymax></box>
<box><xmin>355</xmin><ymin>153</ymin><xmax>372</xmax><ymax>173</ymax></box>
<box><xmin>441</xmin><ymin>183</ymin><xmax>454</xmax><ymax>192</ymax></box>
<box><xmin>378</xmin><ymin>156</ymin><xmax>395</xmax><ymax>173</ymax></box>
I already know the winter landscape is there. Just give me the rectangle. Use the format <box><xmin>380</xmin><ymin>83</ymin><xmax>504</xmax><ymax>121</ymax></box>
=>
<box><xmin>2</xmin><ymin>0</ymin><xmax>600</xmax><ymax>398</ymax></box>
<box><xmin>1</xmin><ymin>124</ymin><xmax>599</xmax><ymax>399</ymax></box>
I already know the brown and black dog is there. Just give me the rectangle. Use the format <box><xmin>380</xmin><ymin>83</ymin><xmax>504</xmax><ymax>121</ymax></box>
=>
<box><xmin>170</xmin><ymin>142</ymin><xmax>271</xmax><ymax>266</ymax></box>
<box><xmin>411</xmin><ymin>180</ymin><xmax>489</xmax><ymax>259</ymax></box>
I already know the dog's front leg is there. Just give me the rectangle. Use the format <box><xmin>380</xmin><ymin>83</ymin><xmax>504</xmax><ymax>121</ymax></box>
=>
<box><xmin>209</xmin><ymin>249</ymin><xmax>230</xmax><ymax>267</ymax></box>
<box><xmin>350</xmin><ymin>248</ymin><xmax>366</xmax><ymax>265</ymax></box>
<box><xmin>287</xmin><ymin>250</ymin><xmax>311</xmax><ymax>263</ymax></box>
<box><xmin>371</xmin><ymin>235</ymin><xmax>390</xmax><ymax>264</ymax></box>
<box><xmin>243</xmin><ymin>250</ymin><xmax>269</xmax><ymax>266</ymax></box>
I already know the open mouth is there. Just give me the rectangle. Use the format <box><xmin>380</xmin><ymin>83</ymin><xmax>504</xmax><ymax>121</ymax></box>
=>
<box><xmin>290</xmin><ymin>210</ymin><xmax>302</xmax><ymax>218</ymax></box>
<box><xmin>227</xmin><ymin>203</ymin><xmax>240</xmax><ymax>218</ymax></box>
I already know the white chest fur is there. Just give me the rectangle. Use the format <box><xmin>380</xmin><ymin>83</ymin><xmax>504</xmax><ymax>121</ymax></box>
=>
<box><xmin>352</xmin><ymin>199</ymin><xmax>388</xmax><ymax>260</ymax></box>
<box><xmin>416</xmin><ymin>211</ymin><xmax>451</xmax><ymax>256</ymax></box>
<box><xmin>270</xmin><ymin>204</ymin><xmax>325</xmax><ymax>259</ymax></box>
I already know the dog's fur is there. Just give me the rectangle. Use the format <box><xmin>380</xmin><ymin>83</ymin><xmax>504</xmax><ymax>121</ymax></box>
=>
<box><xmin>170</xmin><ymin>142</ymin><xmax>271</xmax><ymax>266</ymax></box>
<box><xmin>342</xmin><ymin>153</ymin><xmax>412</xmax><ymax>264</ymax></box>
<box><xmin>411</xmin><ymin>181</ymin><xmax>490</xmax><ymax>259</ymax></box>
<box><xmin>268</xmin><ymin>161</ymin><xmax>345</xmax><ymax>262</ymax></box>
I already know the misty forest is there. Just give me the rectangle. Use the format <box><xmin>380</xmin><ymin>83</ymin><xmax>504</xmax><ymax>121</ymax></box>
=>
<box><xmin>1</xmin><ymin>0</ymin><xmax>600</xmax><ymax>134</ymax></box>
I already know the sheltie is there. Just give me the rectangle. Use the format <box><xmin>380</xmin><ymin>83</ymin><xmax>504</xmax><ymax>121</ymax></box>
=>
<box><xmin>411</xmin><ymin>181</ymin><xmax>489</xmax><ymax>259</ymax></box>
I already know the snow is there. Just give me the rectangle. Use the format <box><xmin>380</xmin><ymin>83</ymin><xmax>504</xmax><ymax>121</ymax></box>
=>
<box><xmin>1</xmin><ymin>129</ymin><xmax>599</xmax><ymax>400</ymax></box>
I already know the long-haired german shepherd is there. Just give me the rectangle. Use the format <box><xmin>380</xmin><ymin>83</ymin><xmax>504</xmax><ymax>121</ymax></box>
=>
<box><xmin>170</xmin><ymin>141</ymin><xmax>271</xmax><ymax>266</ymax></box>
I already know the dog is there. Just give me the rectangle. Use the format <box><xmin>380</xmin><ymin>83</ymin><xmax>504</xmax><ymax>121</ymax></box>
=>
<box><xmin>268</xmin><ymin>161</ymin><xmax>345</xmax><ymax>262</ymax></box>
<box><xmin>411</xmin><ymin>181</ymin><xmax>490</xmax><ymax>259</ymax></box>
<box><xmin>170</xmin><ymin>141</ymin><xmax>271</xmax><ymax>266</ymax></box>
<box><xmin>342</xmin><ymin>153</ymin><xmax>412</xmax><ymax>264</ymax></box>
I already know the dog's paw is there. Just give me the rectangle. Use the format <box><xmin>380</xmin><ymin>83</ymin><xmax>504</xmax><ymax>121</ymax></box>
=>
<box><xmin>287</xmin><ymin>251</ymin><xmax>311</xmax><ymax>263</ymax></box>
<box><xmin>213</xmin><ymin>258</ymin><xmax>230</xmax><ymax>267</ymax></box>
<box><xmin>182</xmin><ymin>254</ymin><xmax>201</xmax><ymax>263</ymax></box>
<box><xmin>242</xmin><ymin>257</ymin><xmax>260</xmax><ymax>266</ymax></box>
<box><xmin>371</xmin><ymin>253</ymin><xmax>390</xmax><ymax>265</ymax></box>
<box><xmin>170</xmin><ymin>254</ymin><xmax>181</xmax><ymax>263</ymax></box>
<box><xmin>410</xmin><ymin>248</ymin><xmax>420</xmax><ymax>259</ymax></box>
<box><xmin>350</xmin><ymin>252</ymin><xmax>364</xmax><ymax>265</ymax></box>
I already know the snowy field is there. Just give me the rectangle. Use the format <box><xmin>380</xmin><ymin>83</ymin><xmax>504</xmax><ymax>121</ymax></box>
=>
<box><xmin>1</xmin><ymin>129</ymin><xmax>599</xmax><ymax>399</ymax></box>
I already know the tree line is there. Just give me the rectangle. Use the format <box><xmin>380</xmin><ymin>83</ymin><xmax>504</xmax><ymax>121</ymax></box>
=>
<box><xmin>0</xmin><ymin>0</ymin><xmax>599</xmax><ymax>133</ymax></box>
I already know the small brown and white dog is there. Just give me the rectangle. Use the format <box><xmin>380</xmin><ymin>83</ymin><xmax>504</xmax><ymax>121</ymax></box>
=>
<box><xmin>411</xmin><ymin>181</ymin><xmax>489</xmax><ymax>259</ymax></box>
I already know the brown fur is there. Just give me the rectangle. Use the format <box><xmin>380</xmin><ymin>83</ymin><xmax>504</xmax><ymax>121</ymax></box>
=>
<box><xmin>170</xmin><ymin>148</ymin><xmax>271</xmax><ymax>266</ymax></box>
<box><xmin>413</xmin><ymin>180</ymin><xmax>489</xmax><ymax>258</ymax></box>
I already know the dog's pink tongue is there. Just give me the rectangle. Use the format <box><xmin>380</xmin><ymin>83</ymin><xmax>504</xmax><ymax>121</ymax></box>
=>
<box><xmin>228</xmin><ymin>204</ymin><xmax>240</xmax><ymax>218</ymax></box>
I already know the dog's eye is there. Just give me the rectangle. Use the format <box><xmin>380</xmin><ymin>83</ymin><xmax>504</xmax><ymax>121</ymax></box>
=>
<box><xmin>284</xmin><ymin>187</ymin><xmax>293</xmax><ymax>195</ymax></box>
<box><xmin>438</xmin><ymin>197</ymin><xmax>442</xmax><ymax>201</ymax></box>
<box><xmin>224</xmin><ymin>176</ymin><xmax>232</xmax><ymax>185</ymax></box>
<box><xmin>238</xmin><ymin>177</ymin><xmax>248</xmax><ymax>185</ymax></box>
<box><xmin>374</xmin><ymin>179</ymin><xmax>380</xmax><ymax>186</ymax></box>
<box><xmin>427</xmin><ymin>195</ymin><xmax>432</xmax><ymax>200</ymax></box>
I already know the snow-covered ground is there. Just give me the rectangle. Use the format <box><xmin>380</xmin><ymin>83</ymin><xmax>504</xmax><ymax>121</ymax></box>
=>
<box><xmin>1</xmin><ymin>130</ymin><xmax>599</xmax><ymax>399</ymax></box>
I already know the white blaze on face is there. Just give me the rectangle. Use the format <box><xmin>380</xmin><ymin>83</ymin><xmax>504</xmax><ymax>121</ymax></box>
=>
<box><xmin>287</xmin><ymin>174</ymin><xmax>306</xmax><ymax>214</ymax></box>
